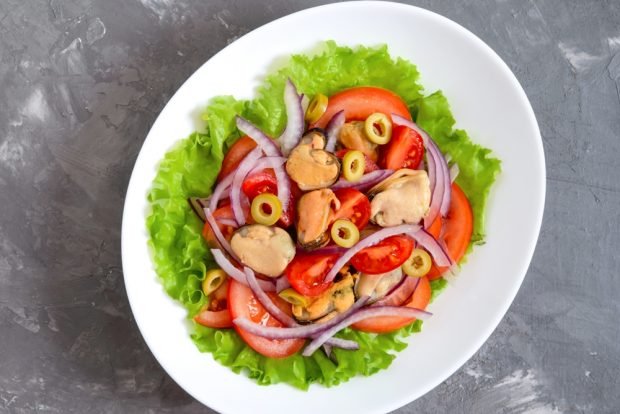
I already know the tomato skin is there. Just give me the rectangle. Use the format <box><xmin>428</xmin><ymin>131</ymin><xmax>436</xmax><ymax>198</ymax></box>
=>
<box><xmin>350</xmin><ymin>235</ymin><xmax>414</xmax><ymax>275</ymax></box>
<box><xmin>313</xmin><ymin>87</ymin><xmax>412</xmax><ymax>129</ymax></box>
<box><xmin>241</xmin><ymin>170</ymin><xmax>278</xmax><ymax>200</ymax></box>
<box><xmin>335</xmin><ymin>149</ymin><xmax>380</xmax><ymax>173</ymax></box>
<box><xmin>218</xmin><ymin>136</ymin><xmax>257</xmax><ymax>181</ymax></box>
<box><xmin>331</xmin><ymin>188</ymin><xmax>371</xmax><ymax>230</ymax></box>
<box><xmin>228</xmin><ymin>280</ymin><xmax>305</xmax><ymax>358</ymax></box>
<box><xmin>427</xmin><ymin>184</ymin><xmax>473</xmax><ymax>280</ymax></box>
<box><xmin>380</xmin><ymin>125</ymin><xmax>425</xmax><ymax>170</ymax></box>
<box><xmin>352</xmin><ymin>276</ymin><xmax>432</xmax><ymax>333</ymax></box>
<box><xmin>201</xmin><ymin>205</ymin><xmax>236</xmax><ymax>248</ymax></box>
<box><xmin>285</xmin><ymin>252</ymin><xmax>339</xmax><ymax>297</ymax></box>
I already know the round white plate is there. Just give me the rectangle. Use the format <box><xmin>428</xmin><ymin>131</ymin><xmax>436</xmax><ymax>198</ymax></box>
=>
<box><xmin>121</xmin><ymin>2</ymin><xmax>545</xmax><ymax>413</ymax></box>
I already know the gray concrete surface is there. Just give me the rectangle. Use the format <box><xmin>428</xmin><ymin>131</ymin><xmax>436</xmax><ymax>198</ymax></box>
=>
<box><xmin>0</xmin><ymin>0</ymin><xmax>618</xmax><ymax>412</ymax></box>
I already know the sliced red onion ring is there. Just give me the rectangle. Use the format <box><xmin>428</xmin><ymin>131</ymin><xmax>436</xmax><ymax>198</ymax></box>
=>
<box><xmin>325</xmin><ymin>337</ymin><xmax>359</xmax><ymax>351</ymax></box>
<box><xmin>391</xmin><ymin>114</ymin><xmax>452</xmax><ymax>225</ymax></box>
<box><xmin>325</xmin><ymin>110</ymin><xmax>345</xmax><ymax>152</ymax></box>
<box><xmin>275</xmin><ymin>276</ymin><xmax>291</xmax><ymax>293</ymax></box>
<box><xmin>204</xmin><ymin>208</ymin><xmax>239</xmax><ymax>261</ymax></box>
<box><xmin>216</xmin><ymin>218</ymin><xmax>238</xmax><ymax>228</ymax></box>
<box><xmin>210</xmin><ymin>248</ymin><xmax>275</xmax><ymax>292</ymax></box>
<box><xmin>410</xmin><ymin>228</ymin><xmax>454</xmax><ymax>267</ymax></box>
<box><xmin>233</xmin><ymin>296</ymin><xmax>369</xmax><ymax>340</ymax></box>
<box><xmin>302</xmin><ymin>305</ymin><xmax>432</xmax><ymax>356</ymax></box>
<box><xmin>278</xmin><ymin>79</ymin><xmax>305</xmax><ymax>156</ymax></box>
<box><xmin>331</xmin><ymin>169</ymin><xmax>394</xmax><ymax>192</ymax></box>
<box><xmin>244</xmin><ymin>267</ymin><xmax>296</xmax><ymax>326</ymax></box>
<box><xmin>449</xmin><ymin>163</ymin><xmax>460</xmax><ymax>183</ymax></box>
<box><xmin>235</xmin><ymin>116</ymin><xmax>282</xmax><ymax>156</ymax></box>
<box><xmin>230</xmin><ymin>146</ymin><xmax>263</xmax><ymax>225</ymax></box>
<box><xmin>248</xmin><ymin>156</ymin><xmax>287</xmax><ymax>175</ymax></box>
<box><xmin>373</xmin><ymin>276</ymin><xmax>420</xmax><ymax>307</ymax></box>
<box><xmin>324</xmin><ymin>225</ymin><xmax>421</xmax><ymax>283</ymax></box>
<box><xmin>208</xmin><ymin>172</ymin><xmax>234</xmax><ymax>212</ymax></box>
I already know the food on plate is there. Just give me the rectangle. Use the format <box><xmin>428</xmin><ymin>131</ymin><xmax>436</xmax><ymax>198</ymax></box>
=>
<box><xmin>147</xmin><ymin>42</ymin><xmax>501</xmax><ymax>389</ymax></box>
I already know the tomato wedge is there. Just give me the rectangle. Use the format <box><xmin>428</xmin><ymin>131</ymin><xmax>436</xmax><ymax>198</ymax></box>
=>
<box><xmin>331</xmin><ymin>188</ymin><xmax>371</xmax><ymax>230</ymax></box>
<box><xmin>217</xmin><ymin>136</ymin><xmax>257</xmax><ymax>181</ymax></box>
<box><xmin>194</xmin><ymin>279</ymin><xmax>233</xmax><ymax>328</ymax></box>
<box><xmin>201</xmin><ymin>205</ymin><xmax>236</xmax><ymax>248</ymax></box>
<box><xmin>228</xmin><ymin>279</ymin><xmax>304</xmax><ymax>358</ymax></box>
<box><xmin>352</xmin><ymin>276</ymin><xmax>431</xmax><ymax>333</ymax></box>
<box><xmin>285</xmin><ymin>252</ymin><xmax>339</xmax><ymax>297</ymax></box>
<box><xmin>427</xmin><ymin>184</ymin><xmax>473</xmax><ymax>280</ymax></box>
<box><xmin>350</xmin><ymin>235</ymin><xmax>414</xmax><ymax>274</ymax></box>
<box><xmin>312</xmin><ymin>87</ymin><xmax>412</xmax><ymax>129</ymax></box>
<box><xmin>241</xmin><ymin>169</ymin><xmax>296</xmax><ymax>227</ymax></box>
<box><xmin>335</xmin><ymin>149</ymin><xmax>380</xmax><ymax>173</ymax></box>
<box><xmin>380</xmin><ymin>125</ymin><xmax>424</xmax><ymax>170</ymax></box>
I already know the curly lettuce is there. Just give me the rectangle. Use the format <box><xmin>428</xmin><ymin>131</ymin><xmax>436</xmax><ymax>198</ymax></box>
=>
<box><xmin>146</xmin><ymin>41</ymin><xmax>500</xmax><ymax>390</ymax></box>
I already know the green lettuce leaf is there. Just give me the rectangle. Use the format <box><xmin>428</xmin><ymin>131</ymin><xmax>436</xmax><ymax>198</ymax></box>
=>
<box><xmin>146</xmin><ymin>41</ymin><xmax>500</xmax><ymax>390</ymax></box>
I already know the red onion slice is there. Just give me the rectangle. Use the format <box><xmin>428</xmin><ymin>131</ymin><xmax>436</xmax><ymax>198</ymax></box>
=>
<box><xmin>278</xmin><ymin>79</ymin><xmax>305</xmax><ymax>155</ymax></box>
<box><xmin>208</xmin><ymin>172</ymin><xmax>234</xmax><ymax>212</ymax></box>
<box><xmin>324</xmin><ymin>225</ymin><xmax>421</xmax><ymax>283</ymax></box>
<box><xmin>331</xmin><ymin>169</ymin><xmax>394</xmax><ymax>192</ymax></box>
<box><xmin>302</xmin><ymin>305</ymin><xmax>432</xmax><ymax>356</ymax></box>
<box><xmin>325</xmin><ymin>110</ymin><xmax>345</xmax><ymax>152</ymax></box>
<box><xmin>204</xmin><ymin>208</ymin><xmax>239</xmax><ymax>262</ymax></box>
<box><xmin>210</xmin><ymin>248</ymin><xmax>275</xmax><ymax>292</ymax></box>
<box><xmin>244</xmin><ymin>267</ymin><xmax>296</xmax><ymax>326</ymax></box>
<box><xmin>216</xmin><ymin>218</ymin><xmax>238</xmax><ymax>228</ymax></box>
<box><xmin>410</xmin><ymin>228</ymin><xmax>454</xmax><ymax>267</ymax></box>
<box><xmin>235</xmin><ymin>116</ymin><xmax>282</xmax><ymax>156</ymax></box>
<box><xmin>233</xmin><ymin>296</ymin><xmax>370</xmax><ymax>340</ymax></box>
<box><xmin>235</xmin><ymin>116</ymin><xmax>291</xmax><ymax>213</ymax></box>
<box><xmin>248</xmin><ymin>156</ymin><xmax>287</xmax><ymax>175</ymax></box>
<box><xmin>230</xmin><ymin>147</ymin><xmax>263</xmax><ymax>225</ymax></box>
<box><xmin>275</xmin><ymin>276</ymin><xmax>291</xmax><ymax>293</ymax></box>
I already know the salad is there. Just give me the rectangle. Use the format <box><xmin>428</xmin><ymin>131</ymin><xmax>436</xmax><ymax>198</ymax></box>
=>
<box><xmin>147</xmin><ymin>42</ymin><xmax>500</xmax><ymax>389</ymax></box>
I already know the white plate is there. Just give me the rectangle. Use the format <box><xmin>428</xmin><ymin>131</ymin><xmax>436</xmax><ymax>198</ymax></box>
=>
<box><xmin>121</xmin><ymin>2</ymin><xmax>545</xmax><ymax>413</ymax></box>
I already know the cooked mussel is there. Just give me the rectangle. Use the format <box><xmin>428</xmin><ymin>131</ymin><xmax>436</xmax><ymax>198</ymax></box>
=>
<box><xmin>368</xmin><ymin>169</ymin><xmax>431</xmax><ymax>227</ymax></box>
<box><xmin>230</xmin><ymin>224</ymin><xmax>296</xmax><ymax>277</ymax></box>
<box><xmin>286</xmin><ymin>130</ymin><xmax>341</xmax><ymax>191</ymax></box>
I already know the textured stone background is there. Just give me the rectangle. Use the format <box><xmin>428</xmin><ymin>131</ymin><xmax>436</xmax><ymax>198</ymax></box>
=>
<box><xmin>1</xmin><ymin>0</ymin><xmax>619</xmax><ymax>413</ymax></box>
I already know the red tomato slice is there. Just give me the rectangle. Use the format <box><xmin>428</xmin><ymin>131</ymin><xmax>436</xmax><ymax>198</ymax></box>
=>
<box><xmin>194</xmin><ymin>279</ymin><xmax>232</xmax><ymax>328</ymax></box>
<box><xmin>285</xmin><ymin>252</ymin><xmax>339</xmax><ymax>297</ymax></box>
<box><xmin>312</xmin><ymin>87</ymin><xmax>412</xmax><ymax>129</ymax></box>
<box><xmin>241</xmin><ymin>169</ymin><xmax>296</xmax><ymax>227</ymax></box>
<box><xmin>331</xmin><ymin>188</ymin><xmax>371</xmax><ymax>230</ymax></box>
<box><xmin>218</xmin><ymin>136</ymin><xmax>257</xmax><ymax>181</ymax></box>
<box><xmin>352</xmin><ymin>276</ymin><xmax>431</xmax><ymax>333</ymax></box>
<box><xmin>201</xmin><ymin>205</ymin><xmax>236</xmax><ymax>248</ymax></box>
<box><xmin>241</xmin><ymin>170</ymin><xmax>278</xmax><ymax>200</ymax></box>
<box><xmin>228</xmin><ymin>279</ymin><xmax>305</xmax><ymax>358</ymax></box>
<box><xmin>380</xmin><ymin>125</ymin><xmax>425</xmax><ymax>170</ymax></box>
<box><xmin>335</xmin><ymin>149</ymin><xmax>380</xmax><ymax>173</ymax></box>
<box><xmin>427</xmin><ymin>184</ymin><xmax>473</xmax><ymax>280</ymax></box>
<box><xmin>350</xmin><ymin>235</ymin><xmax>414</xmax><ymax>274</ymax></box>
